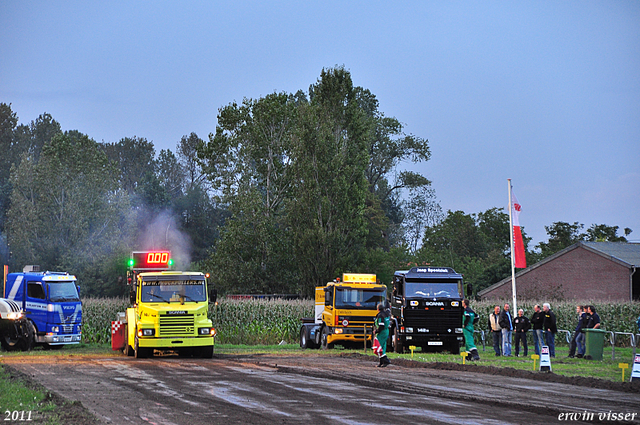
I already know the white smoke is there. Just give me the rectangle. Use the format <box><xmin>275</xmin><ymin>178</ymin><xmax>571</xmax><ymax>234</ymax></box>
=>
<box><xmin>136</xmin><ymin>210</ymin><xmax>193</xmax><ymax>270</ymax></box>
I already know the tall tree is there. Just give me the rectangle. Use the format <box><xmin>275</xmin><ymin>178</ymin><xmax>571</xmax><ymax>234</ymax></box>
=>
<box><xmin>535</xmin><ymin>221</ymin><xmax>585</xmax><ymax>258</ymax></box>
<box><xmin>102</xmin><ymin>136</ymin><xmax>156</xmax><ymax>194</ymax></box>
<box><xmin>7</xmin><ymin>131</ymin><xmax>134</xmax><ymax>295</ymax></box>
<box><xmin>289</xmin><ymin>67</ymin><xmax>371</xmax><ymax>291</ymax></box>
<box><xmin>198</xmin><ymin>92</ymin><xmax>299</xmax><ymax>293</ymax></box>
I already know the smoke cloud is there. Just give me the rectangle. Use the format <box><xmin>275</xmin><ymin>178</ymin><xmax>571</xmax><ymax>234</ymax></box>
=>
<box><xmin>136</xmin><ymin>209</ymin><xmax>193</xmax><ymax>270</ymax></box>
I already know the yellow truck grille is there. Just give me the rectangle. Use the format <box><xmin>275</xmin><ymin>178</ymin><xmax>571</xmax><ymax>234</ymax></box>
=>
<box><xmin>159</xmin><ymin>314</ymin><xmax>195</xmax><ymax>336</ymax></box>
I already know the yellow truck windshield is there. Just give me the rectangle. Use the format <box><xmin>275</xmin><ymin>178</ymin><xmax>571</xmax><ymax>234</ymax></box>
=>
<box><xmin>334</xmin><ymin>288</ymin><xmax>385</xmax><ymax>309</ymax></box>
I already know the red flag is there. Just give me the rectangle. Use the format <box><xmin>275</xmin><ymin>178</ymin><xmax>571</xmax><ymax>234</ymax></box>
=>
<box><xmin>372</xmin><ymin>337</ymin><xmax>382</xmax><ymax>356</ymax></box>
<box><xmin>511</xmin><ymin>188</ymin><xmax>527</xmax><ymax>268</ymax></box>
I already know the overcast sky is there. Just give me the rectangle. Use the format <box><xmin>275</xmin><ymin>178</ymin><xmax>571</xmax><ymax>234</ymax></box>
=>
<box><xmin>1</xmin><ymin>1</ymin><xmax>638</xmax><ymax>247</ymax></box>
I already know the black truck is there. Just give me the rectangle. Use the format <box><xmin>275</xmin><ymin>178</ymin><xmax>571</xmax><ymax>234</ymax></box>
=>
<box><xmin>390</xmin><ymin>267</ymin><xmax>464</xmax><ymax>354</ymax></box>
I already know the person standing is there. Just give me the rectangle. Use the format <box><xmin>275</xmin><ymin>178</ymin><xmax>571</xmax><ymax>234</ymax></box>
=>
<box><xmin>568</xmin><ymin>305</ymin><xmax>587</xmax><ymax>358</ymax></box>
<box><xmin>513</xmin><ymin>309</ymin><xmax>530</xmax><ymax>357</ymax></box>
<box><xmin>543</xmin><ymin>303</ymin><xmax>557</xmax><ymax>357</ymax></box>
<box><xmin>462</xmin><ymin>299</ymin><xmax>480</xmax><ymax>361</ymax></box>
<box><xmin>488</xmin><ymin>305</ymin><xmax>502</xmax><ymax>356</ymax></box>
<box><xmin>530</xmin><ymin>304</ymin><xmax>544</xmax><ymax>355</ymax></box>
<box><xmin>499</xmin><ymin>303</ymin><xmax>514</xmax><ymax>356</ymax></box>
<box><xmin>586</xmin><ymin>305</ymin><xmax>601</xmax><ymax>329</ymax></box>
<box><xmin>374</xmin><ymin>303</ymin><xmax>391</xmax><ymax>367</ymax></box>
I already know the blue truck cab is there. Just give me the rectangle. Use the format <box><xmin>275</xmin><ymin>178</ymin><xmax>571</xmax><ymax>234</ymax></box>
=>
<box><xmin>4</xmin><ymin>266</ymin><xmax>82</xmax><ymax>347</ymax></box>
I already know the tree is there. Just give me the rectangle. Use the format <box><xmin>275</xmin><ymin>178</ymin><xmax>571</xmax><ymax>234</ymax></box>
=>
<box><xmin>288</xmin><ymin>67</ymin><xmax>371</xmax><ymax>292</ymax></box>
<box><xmin>585</xmin><ymin>224</ymin><xmax>630</xmax><ymax>242</ymax></box>
<box><xmin>0</xmin><ymin>103</ymin><xmax>19</xmax><ymax>234</ymax></box>
<box><xmin>535</xmin><ymin>221</ymin><xmax>585</xmax><ymax>258</ymax></box>
<box><xmin>177</xmin><ymin>133</ymin><xmax>206</xmax><ymax>189</ymax></box>
<box><xmin>198</xmin><ymin>92</ymin><xmax>299</xmax><ymax>293</ymax></box>
<box><xmin>102</xmin><ymin>136</ymin><xmax>156</xmax><ymax>195</ymax></box>
<box><xmin>7</xmin><ymin>131</ymin><xmax>134</xmax><ymax>296</ymax></box>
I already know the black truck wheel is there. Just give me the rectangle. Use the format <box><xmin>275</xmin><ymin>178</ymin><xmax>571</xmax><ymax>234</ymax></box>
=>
<box><xmin>320</xmin><ymin>326</ymin><xmax>333</xmax><ymax>350</ymax></box>
<box><xmin>123</xmin><ymin>325</ymin><xmax>134</xmax><ymax>356</ymax></box>
<box><xmin>0</xmin><ymin>321</ymin><xmax>21</xmax><ymax>351</ymax></box>
<box><xmin>199</xmin><ymin>345</ymin><xmax>214</xmax><ymax>358</ymax></box>
<box><xmin>134</xmin><ymin>335</ymin><xmax>152</xmax><ymax>358</ymax></box>
<box><xmin>393</xmin><ymin>327</ymin><xmax>404</xmax><ymax>354</ymax></box>
<box><xmin>300</xmin><ymin>327</ymin><xmax>308</xmax><ymax>349</ymax></box>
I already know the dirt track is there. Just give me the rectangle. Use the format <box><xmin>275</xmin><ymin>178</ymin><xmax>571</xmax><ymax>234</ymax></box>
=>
<box><xmin>3</xmin><ymin>352</ymin><xmax>640</xmax><ymax>424</ymax></box>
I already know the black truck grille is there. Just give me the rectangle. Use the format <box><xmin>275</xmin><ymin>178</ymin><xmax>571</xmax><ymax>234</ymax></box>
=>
<box><xmin>403</xmin><ymin>309</ymin><xmax>462</xmax><ymax>332</ymax></box>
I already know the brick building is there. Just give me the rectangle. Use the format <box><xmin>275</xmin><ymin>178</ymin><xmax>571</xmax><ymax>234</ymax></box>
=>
<box><xmin>478</xmin><ymin>242</ymin><xmax>640</xmax><ymax>301</ymax></box>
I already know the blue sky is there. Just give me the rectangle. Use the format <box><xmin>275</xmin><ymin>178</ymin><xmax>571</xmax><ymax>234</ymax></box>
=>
<box><xmin>1</xmin><ymin>1</ymin><xmax>639</xmax><ymax>246</ymax></box>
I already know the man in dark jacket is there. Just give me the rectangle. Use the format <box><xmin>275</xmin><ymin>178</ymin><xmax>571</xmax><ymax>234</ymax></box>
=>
<box><xmin>568</xmin><ymin>305</ymin><xmax>587</xmax><ymax>358</ymax></box>
<box><xmin>513</xmin><ymin>308</ymin><xmax>530</xmax><ymax>357</ymax></box>
<box><xmin>498</xmin><ymin>303</ymin><xmax>513</xmax><ymax>356</ymax></box>
<box><xmin>542</xmin><ymin>303</ymin><xmax>557</xmax><ymax>357</ymax></box>
<box><xmin>530</xmin><ymin>304</ymin><xmax>544</xmax><ymax>355</ymax></box>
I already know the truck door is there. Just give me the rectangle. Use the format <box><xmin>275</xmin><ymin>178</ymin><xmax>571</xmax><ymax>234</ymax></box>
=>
<box><xmin>26</xmin><ymin>280</ymin><xmax>47</xmax><ymax>333</ymax></box>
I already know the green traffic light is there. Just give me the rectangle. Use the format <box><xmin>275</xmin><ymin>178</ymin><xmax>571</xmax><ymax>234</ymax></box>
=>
<box><xmin>128</xmin><ymin>258</ymin><xmax>134</xmax><ymax>267</ymax></box>
<box><xmin>168</xmin><ymin>259</ymin><xmax>174</xmax><ymax>266</ymax></box>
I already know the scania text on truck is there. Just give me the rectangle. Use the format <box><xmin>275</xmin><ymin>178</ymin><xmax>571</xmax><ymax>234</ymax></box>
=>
<box><xmin>111</xmin><ymin>251</ymin><xmax>216</xmax><ymax>358</ymax></box>
<box><xmin>299</xmin><ymin>273</ymin><xmax>386</xmax><ymax>349</ymax></box>
<box><xmin>3</xmin><ymin>265</ymin><xmax>82</xmax><ymax>349</ymax></box>
<box><xmin>390</xmin><ymin>267</ymin><xmax>464</xmax><ymax>354</ymax></box>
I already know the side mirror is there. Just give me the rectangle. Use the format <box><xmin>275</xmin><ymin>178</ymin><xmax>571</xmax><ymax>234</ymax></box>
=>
<box><xmin>76</xmin><ymin>285</ymin><xmax>81</xmax><ymax>297</ymax></box>
<box><xmin>129</xmin><ymin>289</ymin><xmax>136</xmax><ymax>305</ymax></box>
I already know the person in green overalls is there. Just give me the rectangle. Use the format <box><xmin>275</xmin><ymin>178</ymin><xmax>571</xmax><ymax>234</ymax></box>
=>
<box><xmin>374</xmin><ymin>302</ymin><xmax>391</xmax><ymax>367</ymax></box>
<box><xmin>462</xmin><ymin>299</ymin><xmax>481</xmax><ymax>361</ymax></box>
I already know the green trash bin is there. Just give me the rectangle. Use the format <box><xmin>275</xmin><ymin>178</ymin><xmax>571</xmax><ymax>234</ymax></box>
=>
<box><xmin>584</xmin><ymin>328</ymin><xmax>606</xmax><ymax>360</ymax></box>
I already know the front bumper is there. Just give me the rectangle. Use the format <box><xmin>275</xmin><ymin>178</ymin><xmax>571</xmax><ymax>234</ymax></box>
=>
<box><xmin>138</xmin><ymin>336</ymin><xmax>214</xmax><ymax>348</ymax></box>
<box><xmin>43</xmin><ymin>334</ymin><xmax>82</xmax><ymax>345</ymax></box>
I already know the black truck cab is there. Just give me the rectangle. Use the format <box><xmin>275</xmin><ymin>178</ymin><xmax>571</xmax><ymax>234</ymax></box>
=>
<box><xmin>390</xmin><ymin>267</ymin><xmax>464</xmax><ymax>354</ymax></box>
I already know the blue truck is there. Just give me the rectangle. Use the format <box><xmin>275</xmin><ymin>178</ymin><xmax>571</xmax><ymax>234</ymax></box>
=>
<box><xmin>3</xmin><ymin>266</ymin><xmax>82</xmax><ymax>349</ymax></box>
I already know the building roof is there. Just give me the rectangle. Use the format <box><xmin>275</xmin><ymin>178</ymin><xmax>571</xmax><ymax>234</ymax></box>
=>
<box><xmin>477</xmin><ymin>241</ymin><xmax>640</xmax><ymax>298</ymax></box>
<box><xmin>581</xmin><ymin>242</ymin><xmax>640</xmax><ymax>267</ymax></box>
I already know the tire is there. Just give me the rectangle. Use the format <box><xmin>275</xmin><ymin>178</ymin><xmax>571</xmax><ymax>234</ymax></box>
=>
<box><xmin>393</xmin><ymin>327</ymin><xmax>404</xmax><ymax>354</ymax></box>
<box><xmin>300</xmin><ymin>327</ymin><xmax>308</xmax><ymax>349</ymax></box>
<box><xmin>21</xmin><ymin>321</ymin><xmax>36</xmax><ymax>351</ymax></box>
<box><xmin>320</xmin><ymin>326</ymin><xmax>333</xmax><ymax>350</ymax></box>
<box><xmin>0</xmin><ymin>321</ymin><xmax>22</xmax><ymax>351</ymax></box>
<box><xmin>134</xmin><ymin>335</ymin><xmax>151</xmax><ymax>358</ymax></box>
<box><xmin>199</xmin><ymin>345</ymin><xmax>214</xmax><ymax>358</ymax></box>
<box><xmin>449</xmin><ymin>341</ymin><xmax>460</xmax><ymax>355</ymax></box>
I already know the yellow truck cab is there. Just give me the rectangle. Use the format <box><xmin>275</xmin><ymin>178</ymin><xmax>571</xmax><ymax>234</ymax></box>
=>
<box><xmin>113</xmin><ymin>251</ymin><xmax>216</xmax><ymax>358</ymax></box>
<box><xmin>300</xmin><ymin>273</ymin><xmax>387</xmax><ymax>349</ymax></box>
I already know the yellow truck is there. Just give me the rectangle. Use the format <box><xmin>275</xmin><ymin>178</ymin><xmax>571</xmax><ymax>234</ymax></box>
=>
<box><xmin>111</xmin><ymin>251</ymin><xmax>216</xmax><ymax>358</ymax></box>
<box><xmin>299</xmin><ymin>273</ymin><xmax>387</xmax><ymax>349</ymax></box>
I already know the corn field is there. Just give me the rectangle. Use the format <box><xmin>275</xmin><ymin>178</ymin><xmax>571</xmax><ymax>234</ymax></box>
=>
<box><xmin>80</xmin><ymin>297</ymin><xmax>313</xmax><ymax>345</ymax></box>
<box><xmin>80</xmin><ymin>297</ymin><xmax>639</xmax><ymax>346</ymax></box>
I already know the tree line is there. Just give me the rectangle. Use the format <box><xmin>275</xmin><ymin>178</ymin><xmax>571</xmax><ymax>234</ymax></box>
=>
<box><xmin>0</xmin><ymin>67</ymin><xmax>631</xmax><ymax>297</ymax></box>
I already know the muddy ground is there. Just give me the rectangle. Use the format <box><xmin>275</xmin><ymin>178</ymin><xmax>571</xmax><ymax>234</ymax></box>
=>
<box><xmin>3</xmin><ymin>351</ymin><xmax>640</xmax><ymax>424</ymax></box>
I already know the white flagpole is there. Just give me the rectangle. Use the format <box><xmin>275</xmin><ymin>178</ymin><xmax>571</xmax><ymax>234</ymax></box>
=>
<box><xmin>508</xmin><ymin>179</ymin><xmax>517</xmax><ymax>312</ymax></box>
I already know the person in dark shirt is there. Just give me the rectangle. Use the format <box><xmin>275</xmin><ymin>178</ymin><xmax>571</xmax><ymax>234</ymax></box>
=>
<box><xmin>568</xmin><ymin>305</ymin><xmax>587</xmax><ymax>358</ymax></box>
<box><xmin>542</xmin><ymin>303</ymin><xmax>557</xmax><ymax>357</ymax></box>
<box><xmin>530</xmin><ymin>304</ymin><xmax>544</xmax><ymax>355</ymax></box>
<box><xmin>513</xmin><ymin>309</ymin><xmax>530</xmax><ymax>357</ymax></box>
<box><xmin>586</xmin><ymin>305</ymin><xmax>601</xmax><ymax>329</ymax></box>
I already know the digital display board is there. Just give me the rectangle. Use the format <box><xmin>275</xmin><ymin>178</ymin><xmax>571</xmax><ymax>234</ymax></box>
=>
<box><xmin>129</xmin><ymin>251</ymin><xmax>172</xmax><ymax>270</ymax></box>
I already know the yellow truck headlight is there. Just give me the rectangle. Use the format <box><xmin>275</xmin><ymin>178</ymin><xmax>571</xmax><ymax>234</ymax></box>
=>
<box><xmin>138</xmin><ymin>328</ymin><xmax>155</xmax><ymax>337</ymax></box>
<box><xmin>199</xmin><ymin>327</ymin><xmax>211</xmax><ymax>335</ymax></box>
<box><xmin>7</xmin><ymin>312</ymin><xmax>23</xmax><ymax>320</ymax></box>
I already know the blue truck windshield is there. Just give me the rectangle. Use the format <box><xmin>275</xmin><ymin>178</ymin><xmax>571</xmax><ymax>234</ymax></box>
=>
<box><xmin>141</xmin><ymin>279</ymin><xmax>206</xmax><ymax>303</ymax></box>
<box><xmin>405</xmin><ymin>281</ymin><xmax>460</xmax><ymax>299</ymax></box>
<box><xmin>49</xmin><ymin>281</ymin><xmax>80</xmax><ymax>302</ymax></box>
<box><xmin>334</xmin><ymin>288</ymin><xmax>385</xmax><ymax>309</ymax></box>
